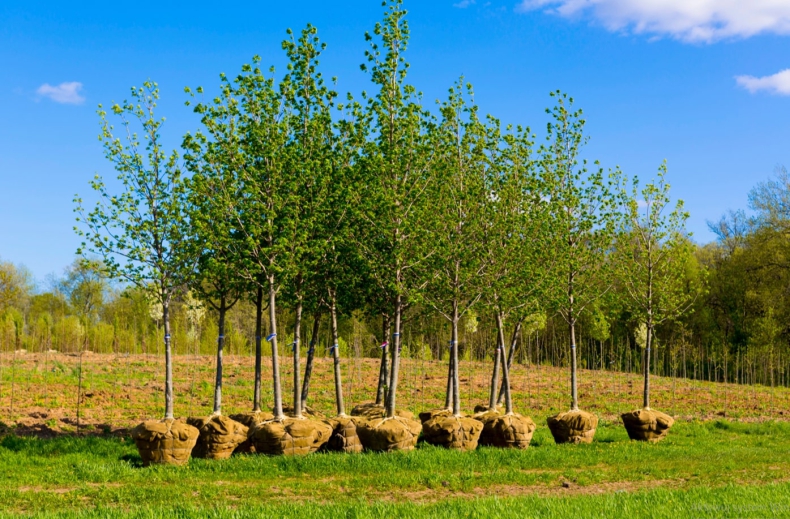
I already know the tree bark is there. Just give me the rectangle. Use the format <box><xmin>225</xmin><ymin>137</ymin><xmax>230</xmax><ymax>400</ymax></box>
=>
<box><xmin>329</xmin><ymin>291</ymin><xmax>346</xmax><ymax>416</ymax></box>
<box><xmin>212</xmin><ymin>297</ymin><xmax>226</xmax><ymax>415</ymax></box>
<box><xmin>496</xmin><ymin>312</ymin><xmax>514</xmax><ymax>414</ymax></box>
<box><xmin>301</xmin><ymin>312</ymin><xmax>321</xmax><ymax>411</ymax></box>
<box><xmin>488</xmin><ymin>312</ymin><xmax>503</xmax><ymax>412</ymax></box>
<box><xmin>163</xmin><ymin>300</ymin><xmax>174</xmax><ymax>419</ymax></box>
<box><xmin>376</xmin><ymin>314</ymin><xmax>391</xmax><ymax>406</ymax></box>
<box><xmin>385</xmin><ymin>293</ymin><xmax>402</xmax><ymax>418</ymax></box>
<box><xmin>268</xmin><ymin>275</ymin><xmax>284</xmax><ymax>420</ymax></box>
<box><xmin>644</xmin><ymin>324</ymin><xmax>652</xmax><ymax>409</ymax></box>
<box><xmin>451</xmin><ymin>301</ymin><xmax>461</xmax><ymax>417</ymax></box>
<box><xmin>496</xmin><ymin>317</ymin><xmax>524</xmax><ymax>406</ymax></box>
<box><xmin>292</xmin><ymin>297</ymin><xmax>303</xmax><ymax>419</ymax></box>
<box><xmin>253</xmin><ymin>286</ymin><xmax>263</xmax><ymax>412</ymax></box>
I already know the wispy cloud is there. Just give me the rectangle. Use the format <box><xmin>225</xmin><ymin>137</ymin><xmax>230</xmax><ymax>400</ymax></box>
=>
<box><xmin>516</xmin><ymin>0</ymin><xmax>790</xmax><ymax>43</ymax></box>
<box><xmin>454</xmin><ymin>0</ymin><xmax>476</xmax><ymax>8</ymax></box>
<box><xmin>36</xmin><ymin>82</ymin><xmax>85</xmax><ymax>104</ymax></box>
<box><xmin>736</xmin><ymin>69</ymin><xmax>790</xmax><ymax>96</ymax></box>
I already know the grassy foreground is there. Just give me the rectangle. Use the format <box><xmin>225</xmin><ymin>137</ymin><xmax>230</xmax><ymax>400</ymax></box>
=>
<box><xmin>2</xmin><ymin>420</ymin><xmax>790</xmax><ymax>518</ymax></box>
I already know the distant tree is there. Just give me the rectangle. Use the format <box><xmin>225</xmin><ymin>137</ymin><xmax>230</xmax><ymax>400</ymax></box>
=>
<box><xmin>75</xmin><ymin>82</ymin><xmax>197</xmax><ymax>419</ymax></box>
<box><xmin>60</xmin><ymin>258</ymin><xmax>108</xmax><ymax>326</ymax></box>
<box><xmin>0</xmin><ymin>260</ymin><xmax>33</xmax><ymax>314</ymax></box>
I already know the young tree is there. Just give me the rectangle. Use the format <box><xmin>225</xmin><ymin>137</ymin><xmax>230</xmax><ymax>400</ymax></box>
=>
<box><xmin>420</xmin><ymin>82</ymin><xmax>488</xmax><ymax>421</ymax></box>
<box><xmin>619</xmin><ymin>164</ymin><xmax>698</xmax><ymax>441</ymax></box>
<box><xmin>541</xmin><ymin>92</ymin><xmax>623</xmax><ymax>443</ymax></box>
<box><xmin>75</xmin><ymin>81</ymin><xmax>200</xmax><ymax>464</ymax></box>
<box><xmin>356</xmin><ymin>1</ymin><xmax>436</xmax><ymax>421</ymax></box>
<box><xmin>75</xmin><ymin>82</ymin><xmax>197</xmax><ymax>421</ymax></box>
<box><xmin>481</xmin><ymin>121</ymin><xmax>554</xmax><ymax>414</ymax></box>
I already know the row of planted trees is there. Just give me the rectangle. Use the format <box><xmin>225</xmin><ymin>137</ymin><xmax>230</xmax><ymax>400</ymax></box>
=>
<box><xmin>73</xmin><ymin>2</ymin><xmax>698</xmax><ymax>464</ymax></box>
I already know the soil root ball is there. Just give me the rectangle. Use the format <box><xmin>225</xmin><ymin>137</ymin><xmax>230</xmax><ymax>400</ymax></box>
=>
<box><xmin>130</xmin><ymin>418</ymin><xmax>199</xmax><ymax>466</ymax></box>
<box><xmin>281</xmin><ymin>405</ymin><xmax>325</xmax><ymax>419</ymax></box>
<box><xmin>546</xmin><ymin>409</ymin><xmax>598</xmax><ymax>444</ymax></box>
<box><xmin>357</xmin><ymin>415</ymin><xmax>422</xmax><ymax>452</ymax></box>
<box><xmin>478</xmin><ymin>413</ymin><xmax>536</xmax><ymax>449</ymax></box>
<box><xmin>351</xmin><ymin>402</ymin><xmax>414</xmax><ymax>421</ymax></box>
<box><xmin>422</xmin><ymin>415</ymin><xmax>484</xmax><ymax>451</ymax></box>
<box><xmin>250</xmin><ymin>417</ymin><xmax>332</xmax><ymax>456</ymax></box>
<box><xmin>621</xmin><ymin>408</ymin><xmax>674</xmax><ymax>442</ymax></box>
<box><xmin>186</xmin><ymin>415</ymin><xmax>248</xmax><ymax>460</ymax></box>
<box><xmin>473</xmin><ymin>404</ymin><xmax>503</xmax><ymax>414</ymax></box>
<box><xmin>418</xmin><ymin>408</ymin><xmax>453</xmax><ymax>424</ymax></box>
<box><xmin>229</xmin><ymin>411</ymin><xmax>275</xmax><ymax>454</ymax></box>
<box><xmin>324</xmin><ymin>415</ymin><xmax>365</xmax><ymax>453</ymax></box>
<box><xmin>472</xmin><ymin>409</ymin><xmax>500</xmax><ymax>427</ymax></box>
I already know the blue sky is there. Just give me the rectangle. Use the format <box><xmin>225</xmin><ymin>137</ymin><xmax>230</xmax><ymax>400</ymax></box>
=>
<box><xmin>1</xmin><ymin>0</ymin><xmax>789</xmax><ymax>282</ymax></box>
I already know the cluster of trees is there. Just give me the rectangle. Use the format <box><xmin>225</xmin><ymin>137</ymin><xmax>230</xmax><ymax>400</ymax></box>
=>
<box><xmin>4</xmin><ymin>2</ymin><xmax>785</xmax><ymax>421</ymax></box>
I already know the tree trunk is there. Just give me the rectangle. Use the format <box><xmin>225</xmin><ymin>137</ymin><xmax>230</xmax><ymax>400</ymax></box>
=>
<box><xmin>444</xmin><ymin>348</ymin><xmax>455</xmax><ymax>410</ymax></box>
<box><xmin>329</xmin><ymin>291</ymin><xmax>346</xmax><ymax>416</ymax></box>
<box><xmin>376</xmin><ymin>314</ymin><xmax>391</xmax><ymax>406</ymax></box>
<box><xmin>163</xmin><ymin>300</ymin><xmax>174</xmax><ymax>419</ymax></box>
<box><xmin>301</xmin><ymin>312</ymin><xmax>321</xmax><ymax>411</ymax></box>
<box><xmin>570</xmin><ymin>317</ymin><xmax>579</xmax><ymax>411</ymax></box>
<box><xmin>268</xmin><ymin>275</ymin><xmax>284</xmax><ymax>420</ymax></box>
<box><xmin>496</xmin><ymin>313</ymin><xmax>514</xmax><ymax>415</ymax></box>
<box><xmin>385</xmin><ymin>294</ymin><xmax>402</xmax><ymax>418</ymax></box>
<box><xmin>292</xmin><ymin>297</ymin><xmax>303</xmax><ymax>419</ymax></box>
<box><xmin>488</xmin><ymin>312</ymin><xmax>502</xmax><ymax>412</ymax></box>
<box><xmin>644</xmin><ymin>323</ymin><xmax>652</xmax><ymax>409</ymax></box>
<box><xmin>253</xmin><ymin>286</ymin><xmax>263</xmax><ymax>412</ymax></box>
<box><xmin>496</xmin><ymin>316</ymin><xmax>524</xmax><ymax>406</ymax></box>
<box><xmin>452</xmin><ymin>302</ymin><xmax>461</xmax><ymax>417</ymax></box>
<box><xmin>213</xmin><ymin>297</ymin><xmax>226</xmax><ymax>415</ymax></box>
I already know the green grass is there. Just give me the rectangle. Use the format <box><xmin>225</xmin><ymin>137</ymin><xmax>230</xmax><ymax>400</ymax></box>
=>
<box><xmin>2</xmin><ymin>420</ymin><xmax>790</xmax><ymax>518</ymax></box>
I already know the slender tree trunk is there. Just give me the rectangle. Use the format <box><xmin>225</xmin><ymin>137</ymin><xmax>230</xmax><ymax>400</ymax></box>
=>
<box><xmin>497</xmin><ymin>317</ymin><xmax>524</xmax><ymax>406</ymax></box>
<box><xmin>268</xmin><ymin>275</ymin><xmax>284</xmax><ymax>420</ymax></box>
<box><xmin>570</xmin><ymin>317</ymin><xmax>578</xmax><ymax>411</ymax></box>
<box><xmin>488</xmin><ymin>312</ymin><xmax>503</xmax><ymax>412</ymax></box>
<box><xmin>444</xmin><ymin>349</ymin><xmax>455</xmax><ymax>410</ymax></box>
<box><xmin>452</xmin><ymin>301</ymin><xmax>461</xmax><ymax>417</ymax></box>
<box><xmin>163</xmin><ymin>300</ymin><xmax>174</xmax><ymax>419</ymax></box>
<box><xmin>496</xmin><ymin>313</ymin><xmax>514</xmax><ymax>415</ymax></box>
<box><xmin>644</xmin><ymin>323</ymin><xmax>652</xmax><ymax>409</ymax></box>
<box><xmin>329</xmin><ymin>291</ymin><xmax>346</xmax><ymax>416</ymax></box>
<box><xmin>253</xmin><ymin>286</ymin><xmax>263</xmax><ymax>412</ymax></box>
<box><xmin>301</xmin><ymin>312</ymin><xmax>321</xmax><ymax>411</ymax></box>
<box><xmin>385</xmin><ymin>293</ymin><xmax>402</xmax><ymax>418</ymax></box>
<box><xmin>213</xmin><ymin>298</ymin><xmax>226</xmax><ymax>415</ymax></box>
<box><xmin>292</xmin><ymin>296</ymin><xmax>303</xmax><ymax>419</ymax></box>
<box><xmin>376</xmin><ymin>314</ymin><xmax>391</xmax><ymax>406</ymax></box>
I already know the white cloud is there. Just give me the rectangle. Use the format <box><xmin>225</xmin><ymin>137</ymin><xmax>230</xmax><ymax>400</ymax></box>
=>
<box><xmin>36</xmin><ymin>82</ymin><xmax>85</xmax><ymax>104</ymax></box>
<box><xmin>454</xmin><ymin>0</ymin><xmax>476</xmax><ymax>7</ymax></box>
<box><xmin>516</xmin><ymin>0</ymin><xmax>790</xmax><ymax>43</ymax></box>
<box><xmin>736</xmin><ymin>69</ymin><xmax>790</xmax><ymax>96</ymax></box>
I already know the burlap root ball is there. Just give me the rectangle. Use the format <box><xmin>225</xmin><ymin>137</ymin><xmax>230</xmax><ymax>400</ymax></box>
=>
<box><xmin>229</xmin><ymin>411</ymin><xmax>275</xmax><ymax>453</ymax></box>
<box><xmin>473</xmin><ymin>403</ymin><xmax>503</xmax><ymax>414</ymax></box>
<box><xmin>546</xmin><ymin>409</ymin><xmax>598</xmax><ymax>444</ymax></box>
<box><xmin>472</xmin><ymin>409</ymin><xmax>501</xmax><ymax>427</ymax></box>
<box><xmin>324</xmin><ymin>415</ymin><xmax>365</xmax><ymax>453</ymax></box>
<box><xmin>357</xmin><ymin>416</ymin><xmax>422</xmax><ymax>452</ymax></box>
<box><xmin>186</xmin><ymin>415</ymin><xmax>249</xmax><ymax>460</ymax></box>
<box><xmin>621</xmin><ymin>408</ymin><xmax>674</xmax><ymax>442</ymax></box>
<box><xmin>478</xmin><ymin>413</ymin><xmax>536</xmax><ymax>449</ymax></box>
<box><xmin>250</xmin><ymin>417</ymin><xmax>332</xmax><ymax>456</ymax></box>
<box><xmin>418</xmin><ymin>408</ymin><xmax>453</xmax><ymax>424</ymax></box>
<box><xmin>422</xmin><ymin>415</ymin><xmax>484</xmax><ymax>451</ymax></box>
<box><xmin>130</xmin><ymin>418</ymin><xmax>199</xmax><ymax>466</ymax></box>
<box><xmin>351</xmin><ymin>402</ymin><xmax>415</xmax><ymax>421</ymax></box>
<box><xmin>281</xmin><ymin>405</ymin><xmax>325</xmax><ymax>419</ymax></box>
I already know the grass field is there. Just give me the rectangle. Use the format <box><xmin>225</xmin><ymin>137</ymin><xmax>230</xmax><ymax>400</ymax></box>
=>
<box><xmin>1</xmin><ymin>421</ymin><xmax>790</xmax><ymax>517</ymax></box>
<box><xmin>2</xmin><ymin>353</ymin><xmax>790</xmax><ymax>518</ymax></box>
